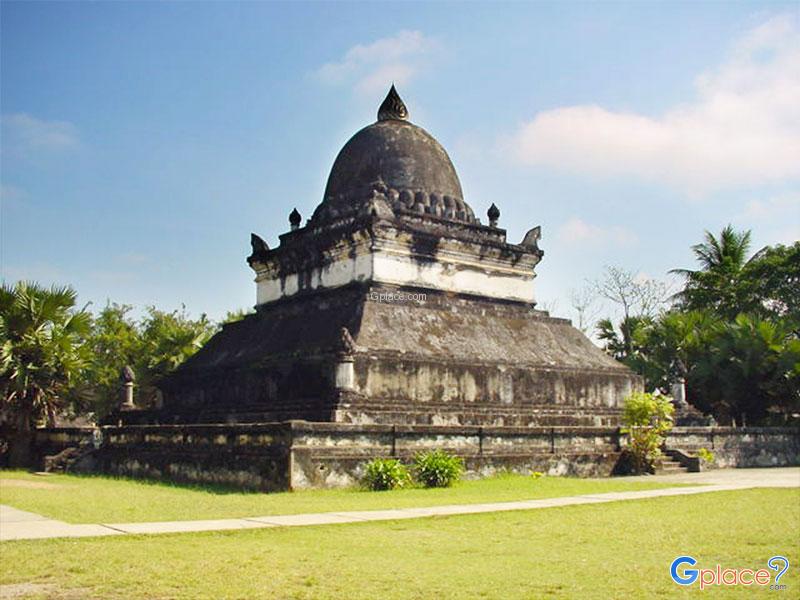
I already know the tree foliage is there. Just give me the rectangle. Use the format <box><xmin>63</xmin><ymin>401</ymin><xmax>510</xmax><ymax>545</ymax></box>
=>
<box><xmin>670</xmin><ymin>226</ymin><xmax>754</xmax><ymax>320</ymax></box>
<box><xmin>0</xmin><ymin>282</ymin><xmax>92</xmax><ymax>432</ymax></box>
<box><xmin>690</xmin><ymin>314</ymin><xmax>799</xmax><ymax>426</ymax></box>
<box><xmin>136</xmin><ymin>306</ymin><xmax>215</xmax><ymax>403</ymax></box>
<box><xmin>79</xmin><ymin>303</ymin><xmax>142</xmax><ymax>416</ymax></box>
<box><xmin>1</xmin><ymin>282</ymin><xmax>220</xmax><ymax>433</ymax></box>
<box><xmin>82</xmin><ymin>304</ymin><xmax>217</xmax><ymax>416</ymax></box>
<box><xmin>599</xmin><ymin>227</ymin><xmax>799</xmax><ymax>426</ymax></box>
<box><xmin>593</xmin><ymin>267</ymin><xmax>670</xmax><ymax>358</ymax></box>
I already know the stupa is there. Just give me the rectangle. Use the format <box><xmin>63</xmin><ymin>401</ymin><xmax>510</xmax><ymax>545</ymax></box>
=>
<box><xmin>156</xmin><ymin>86</ymin><xmax>640</xmax><ymax>427</ymax></box>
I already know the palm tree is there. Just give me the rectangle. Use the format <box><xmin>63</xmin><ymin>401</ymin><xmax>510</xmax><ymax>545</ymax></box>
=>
<box><xmin>670</xmin><ymin>225</ymin><xmax>758</xmax><ymax>319</ymax></box>
<box><xmin>0</xmin><ymin>282</ymin><xmax>91</xmax><ymax>465</ymax></box>
<box><xmin>690</xmin><ymin>314</ymin><xmax>798</xmax><ymax>426</ymax></box>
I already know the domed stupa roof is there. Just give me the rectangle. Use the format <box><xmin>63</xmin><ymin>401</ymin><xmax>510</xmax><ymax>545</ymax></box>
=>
<box><xmin>311</xmin><ymin>86</ymin><xmax>477</xmax><ymax>225</ymax></box>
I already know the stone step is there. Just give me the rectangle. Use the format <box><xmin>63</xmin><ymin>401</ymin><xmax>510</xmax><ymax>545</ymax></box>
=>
<box><xmin>655</xmin><ymin>469</ymin><xmax>687</xmax><ymax>476</ymax></box>
<box><xmin>655</xmin><ymin>462</ymin><xmax>689</xmax><ymax>474</ymax></box>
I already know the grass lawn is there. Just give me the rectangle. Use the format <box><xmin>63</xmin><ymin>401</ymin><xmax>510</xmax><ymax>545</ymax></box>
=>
<box><xmin>0</xmin><ymin>470</ymin><xmax>690</xmax><ymax>523</ymax></box>
<box><xmin>0</xmin><ymin>488</ymin><xmax>796</xmax><ymax>599</ymax></box>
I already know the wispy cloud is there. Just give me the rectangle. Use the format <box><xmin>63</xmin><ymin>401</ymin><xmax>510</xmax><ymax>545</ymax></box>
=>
<box><xmin>556</xmin><ymin>217</ymin><xmax>638</xmax><ymax>247</ymax></box>
<box><xmin>506</xmin><ymin>14</ymin><xmax>800</xmax><ymax>195</ymax></box>
<box><xmin>738</xmin><ymin>191</ymin><xmax>800</xmax><ymax>220</ymax></box>
<box><xmin>1</xmin><ymin>113</ymin><xmax>79</xmax><ymax>156</ymax></box>
<box><xmin>314</xmin><ymin>30</ymin><xmax>439</xmax><ymax>95</ymax></box>
<box><xmin>734</xmin><ymin>191</ymin><xmax>800</xmax><ymax>245</ymax></box>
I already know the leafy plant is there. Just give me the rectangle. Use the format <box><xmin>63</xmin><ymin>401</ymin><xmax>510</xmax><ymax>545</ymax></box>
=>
<box><xmin>413</xmin><ymin>449</ymin><xmax>464</xmax><ymax>488</ymax></box>
<box><xmin>697</xmin><ymin>447</ymin><xmax>715</xmax><ymax>465</ymax></box>
<box><xmin>361</xmin><ymin>458</ymin><xmax>410</xmax><ymax>491</ymax></box>
<box><xmin>621</xmin><ymin>392</ymin><xmax>675</xmax><ymax>474</ymax></box>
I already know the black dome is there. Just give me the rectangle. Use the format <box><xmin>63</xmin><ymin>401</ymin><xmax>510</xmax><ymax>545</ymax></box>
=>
<box><xmin>311</xmin><ymin>88</ymin><xmax>476</xmax><ymax>225</ymax></box>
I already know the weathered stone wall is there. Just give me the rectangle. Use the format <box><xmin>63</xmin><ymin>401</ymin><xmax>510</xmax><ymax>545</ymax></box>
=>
<box><xmin>288</xmin><ymin>422</ymin><xmax>623</xmax><ymax>488</ymax></box>
<box><xmin>154</xmin><ymin>285</ymin><xmax>641</xmax><ymax>427</ymax></box>
<box><xmin>666</xmin><ymin>427</ymin><xmax>800</xmax><ymax>469</ymax></box>
<box><xmin>343</xmin><ymin>357</ymin><xmax>634</xmax><ymax>426</ymax></box>
<box><xmin>30</xmin><ymin>423</ymin><xmax>799</xmax><ymax>491</ymax></box>
<box><xmin>33</xmin><ymin>424</ymin><xmax>292</xmax><ymax>491</ymax></box>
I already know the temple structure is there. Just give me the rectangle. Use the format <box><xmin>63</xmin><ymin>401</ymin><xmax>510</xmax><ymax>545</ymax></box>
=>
<box><xmin>154</xmin><ymin>86</ymin><xmax>640</xmax><ymax>427</ymax></box>
<box><xmin>54</xmin><ymin>87</ymin><xmax>794</xmax><ymax>491</ymax></box>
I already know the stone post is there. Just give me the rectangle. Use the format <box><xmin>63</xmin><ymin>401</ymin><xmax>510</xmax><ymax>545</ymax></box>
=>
<box><xmin>120</xmin><ymin>365</ymin><xmax>136</xmax><ymax>410</ymax></box>
<box><xmin>122</xmin><ymin>381</ymin><xmax>135</xmax><ymax>408</ymax></box>
<box><xmin>334</xmin><ymin>357</ymin><xmax>355</xmax><ymax>391</ymax></box>
<box><xmin>670</xmin><ymin>378</ymin><xmax>687</xmax><ymax>409</ymax></box>
<box><xmin>334</xmin><ymin>327</ymin><xmax>357</xmax><ymax>391</ymax></box>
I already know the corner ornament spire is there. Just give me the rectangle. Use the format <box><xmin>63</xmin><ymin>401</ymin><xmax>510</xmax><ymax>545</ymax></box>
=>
<box><xmin>377</xmin><ymin>85</ymin><xmax>409</xmax><ymax>121</ymax></box>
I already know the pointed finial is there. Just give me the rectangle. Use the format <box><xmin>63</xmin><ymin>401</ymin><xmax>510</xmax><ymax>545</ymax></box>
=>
<box><xmin>289</xmin><ymin>208</ymin><xmax>301</xmax><ymax>231</ymax></box>
<box><xmin>250</xmin><ymin>233</ymin><xmax>269</xmax><ymax>254</ymax></box>
<box><xmin>487</xmin><ymin>203</ymin><xmax>500</xmax><ymax>227</ymax></box>
<box><xmin>378</xmin><ymin>85</ymin><xmax>408</xmax><ymax>121</ymax></box>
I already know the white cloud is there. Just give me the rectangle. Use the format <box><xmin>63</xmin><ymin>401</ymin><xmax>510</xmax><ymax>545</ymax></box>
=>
<box><xmin>314</xmin><ymin>31</ymin><xmax>439</xmax><ymax>95</ymax></box>
<box><xmin>738</xmin><ymin>191</ymin><xmax>800</xmax><ymax>220</ymax></box>
<box><xmin>507</xmin><ymin>14</ymin><xmax>800</xmax><ymax>195</ymax></box>
<box><xmin>2</xmin><ymin>113</ymin><xmax>79</xmax><ymax>154</ymax></box>
<box><xmin>734</xmin><ymin>191</ymin><xmax>800</xmax><ymax>245</ymax></box>
<box><xmin>556</xmin><ymin>217</ymin><xmax>638</xmax><ymax>247</ymax></box>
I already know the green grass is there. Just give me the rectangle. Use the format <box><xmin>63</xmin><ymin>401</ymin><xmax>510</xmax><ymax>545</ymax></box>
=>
<box><xmin>0</xmin><ymin>469</ymin><xmax>689</xmax><ymax>523</ymax></box>
<box><xmin>1</xmin><ymin>489</ymin><xmax>797</xmax><ymax>599</ymax></box>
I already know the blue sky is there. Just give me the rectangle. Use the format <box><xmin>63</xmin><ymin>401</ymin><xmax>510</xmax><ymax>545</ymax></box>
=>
<box><xmin>2</xmin><ymin>1</ymin><xmax>798</xmax><ymax>323</ymax></box>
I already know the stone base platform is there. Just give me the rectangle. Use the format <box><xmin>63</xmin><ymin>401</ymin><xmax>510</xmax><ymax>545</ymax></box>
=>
<box><xmin>29</xmin><ymin>423</ymin><xmax>800</xmax><ymax>491</ymax></box>
<box><xmin>150</xmin><ymin>284</ymin><xmax>640</xmax><ymax>428</ymax></box>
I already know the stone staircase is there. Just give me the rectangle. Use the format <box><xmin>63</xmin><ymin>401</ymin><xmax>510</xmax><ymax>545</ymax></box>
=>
<box><xmin>43</xmin><ymin>445</ymin><xmax>96</xmax><ymax>473</ymax></box>
<box><xmin>655</xmin><ymin>457</ymin><xmax>689</xmax><ymax>475</ymax></box>
<box><xmin>656</xmin><ymin>448</ymin><xmax>701</xmax><ymax>475</ymax></box>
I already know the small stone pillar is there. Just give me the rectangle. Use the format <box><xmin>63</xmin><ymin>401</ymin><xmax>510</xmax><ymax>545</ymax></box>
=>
<box><xmin>334</xmin><ymin>327</ymin><xmax>357</xmax><ymax>391</ymax></box>
<box><xmin>487</xmin><ymin>203</ymin><xmax>500</xmax><ymax>228</ymax></box>
<box><xmin>120</xmin><ymin>365</ymin><xmax>136</xmax><ymax>409</ymax></box>
<box><xmin>289</xmin><ymin>208</ymin><xmax>302</xmax><ymax>232</ymax></box>
<box><xmin>335</xmin><ymin>357</ymin><xmax>355</xmax><ymax>390</ymax></box>
<box><xmin>670</xmin><ymin>378</ymin><xmax>687</xmax><ymax>409</ymax></box>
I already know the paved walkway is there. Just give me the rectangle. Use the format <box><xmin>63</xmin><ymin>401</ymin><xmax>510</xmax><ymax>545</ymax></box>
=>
<box><xmin>2</xmin><ymin>468</ymin><xmax>797</xmax><ymax>542</ymax></box>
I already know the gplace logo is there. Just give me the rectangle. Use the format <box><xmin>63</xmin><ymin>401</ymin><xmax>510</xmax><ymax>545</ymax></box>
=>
<box><xmin>671</xmin><ymin>555</ymin><xmax>790</xmax><ymax>591</ymax></box>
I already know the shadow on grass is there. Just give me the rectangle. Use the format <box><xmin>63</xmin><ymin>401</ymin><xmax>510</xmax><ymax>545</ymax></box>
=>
<box><xmin>3</xmin><ymin>467</ymin><xmax>485</xmax><ymax>497</ymax></box>
<box><xmin>3</xmin><ymin>467</ymin><xmax>269</xmax><ymax>496</ymax></box>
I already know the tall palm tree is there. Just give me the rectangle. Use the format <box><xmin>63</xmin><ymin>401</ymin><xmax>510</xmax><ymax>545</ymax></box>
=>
<box><xmin>0</xmin><ymin>282</ymin><xmax>90</xmax><ymax>465</ymax></box>
<box><xmin>670</xmin><ymin>225</ymin><xmax>757</xmax><ymax>319</ymax></box>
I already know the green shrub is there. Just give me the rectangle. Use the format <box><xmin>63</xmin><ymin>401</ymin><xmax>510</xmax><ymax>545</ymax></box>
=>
<box><xmin>697</xmin><ymin>447</ymin><xmax>715</xmax><ymax>464</ymax></box>
<box><xmin>413</xmin><ymin>449</ymin><xmax>464</xmax><ymax>488</ymax></box>
<box><xmin>361</xmin><ymin>458</ymin><xmax>410</xmax><ymax>491</ymax></box>
<box><xmin>621</xmin><ymin>392</ymin><xmax>675</xmax><ymax>474</ymax></box>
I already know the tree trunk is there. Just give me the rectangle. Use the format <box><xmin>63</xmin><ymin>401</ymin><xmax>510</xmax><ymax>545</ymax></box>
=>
<box><xmin>7</xmin><ymin>405</ymin><xmax>34</xmax><ymax>468</ymax></box>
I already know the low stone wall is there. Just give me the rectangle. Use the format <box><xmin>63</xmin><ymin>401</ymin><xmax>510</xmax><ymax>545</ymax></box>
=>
<box><xmin>667</xmin><ymin>427</ymin><xmax>800</xmax><ymax>469</ymax></box>
<box><xmin>288</xmin><ymin>422</ymin><xmax>622</xmax><ymax>488</ymax></box>
<box><xmin>29</xmin><ymin>423</ymin><xmax>799</xmax><ymax>491</ymax></box>
<box><xmin>33</xmin><ymin>424</ymin><xmax>292</xmax><ymax>492</ymax></box>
